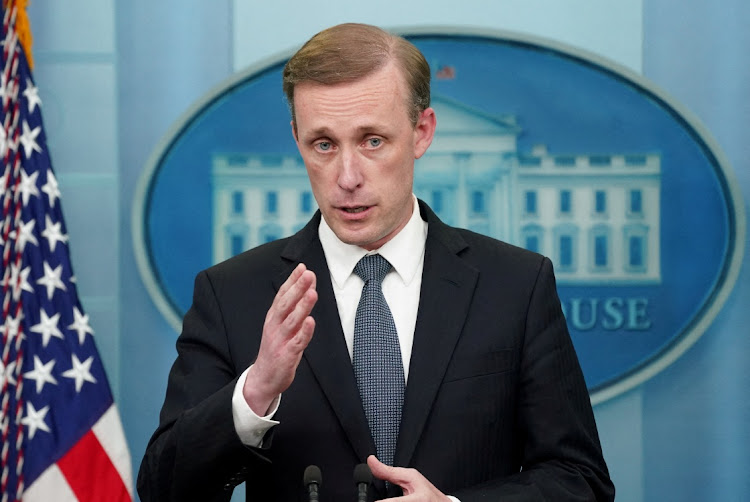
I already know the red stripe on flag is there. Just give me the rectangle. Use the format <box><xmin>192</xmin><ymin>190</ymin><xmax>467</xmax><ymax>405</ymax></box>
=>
<box><xmin>57</xmin><ymin>430</ymin><xmax>131</xmax><ymax>502</ymax></box>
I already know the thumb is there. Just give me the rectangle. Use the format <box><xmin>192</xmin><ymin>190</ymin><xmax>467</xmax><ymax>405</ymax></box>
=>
<box><xmin>367</xmin><ymin>455</ymin><xmax>389</xmax><ymax>479</ymax></box>
<box><xmin>367</xmin><ymin>455</ymin><xmax>405</xmax><ymax>486</ymax></box>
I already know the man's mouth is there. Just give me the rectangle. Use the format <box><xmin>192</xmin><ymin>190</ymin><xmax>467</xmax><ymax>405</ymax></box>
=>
<box><xmin>342</xmin><ymin>206</ymin><xmax>368</xmax><ymax>214</ymax></box>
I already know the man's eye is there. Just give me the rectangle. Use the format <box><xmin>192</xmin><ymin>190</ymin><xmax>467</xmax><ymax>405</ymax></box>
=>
<box><xmin>316</xmin><ymin>141</ymin><xmax>332</xmax><ymax>151</ymax></box>
<box><xmin>367</xmin><ymin>138</ymin><xmax>382</xmax><ymax>147</ymax></box>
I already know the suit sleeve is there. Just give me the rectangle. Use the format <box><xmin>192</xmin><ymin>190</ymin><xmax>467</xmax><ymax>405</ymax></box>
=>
<box><xmin>454</xmin><ymin>257</ymin><xmax>615</xmax><ymax>502</ymax></box>
<box><xmin>137</xmin><ymin>270</ymin><xmax>266</xmax><ymax>502</ymax></box>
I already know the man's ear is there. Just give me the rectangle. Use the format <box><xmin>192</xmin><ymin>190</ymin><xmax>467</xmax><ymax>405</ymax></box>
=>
<box><xmin>413</xmin><ymin>107</ymin><xmax>436</xmax><ymax>159</ymax></box>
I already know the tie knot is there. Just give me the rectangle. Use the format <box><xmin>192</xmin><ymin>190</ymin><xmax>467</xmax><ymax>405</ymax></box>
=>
<box><xmin>354</xmin><ymin>254</ymin><xmax>392</xmax><ymax>284</ymax></box>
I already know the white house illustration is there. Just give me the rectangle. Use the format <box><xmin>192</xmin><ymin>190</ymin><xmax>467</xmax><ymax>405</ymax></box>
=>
<box><xmin>211</xmin><ymin>95</ymin><xmax>661</xmax><ymax>284</ymax></box>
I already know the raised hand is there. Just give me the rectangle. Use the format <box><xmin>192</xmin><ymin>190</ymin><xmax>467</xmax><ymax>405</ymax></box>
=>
<box><xmin>243</xmin><ymin>263</ymin><xmax>318</xmax><ymax>415</ymax></box>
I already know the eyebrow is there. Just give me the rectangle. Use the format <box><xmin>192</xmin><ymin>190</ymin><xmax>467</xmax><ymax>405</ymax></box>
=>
<box><xmin>304</xmin><ymin>124</ymin><xmax>389</xmax><ymax>140</ymax></box>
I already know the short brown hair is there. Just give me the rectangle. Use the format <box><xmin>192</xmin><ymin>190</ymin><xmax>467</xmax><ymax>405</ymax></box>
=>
<box><xmin>282</xmin><ymin>23</ymin><xmax>431</xmax><ymax>126</ymax></box>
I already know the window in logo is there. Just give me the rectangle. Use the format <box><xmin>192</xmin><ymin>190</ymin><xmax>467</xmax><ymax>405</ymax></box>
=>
<box><xmin>231</xmin><ymin>234</ymin><xmax>244</xmax><ymax>256</ymax></box>
<box><xmin>559</xmin><ymin>189</ymin><xmax>572</xmax><ymax>215</ymax></box>
<box><xmin>300</xmin><ymin>191</ymin><xmax>313</xmax><ymax>214</ymax></box>
<box><xmin>471</xmin><ymin>190</ymin><xmax>486</xmax><ymax>215</ymax></box>
<box><xmin>630</xmin><ymin>236</ymin><xmax>643</xmax><ymax>266</ymax></box>
<box><xmin>223</xmin><ymin>221</ymin><xmax>249</xmax><ymax>258</ymax></box>
<box><xmin>555</xmin><ymin>155</ymin><xmax>576</xmax><ymax>167</ymax></box>
<box><xmin>590</xmin><ymin>225</ymin><xmax>611</xmax><ymax>271</ymax></box>
<box><xmin>629</xmin><ymin>189</ymin><xmax>643</xmax><ymax>216</ymax></box>
<box><xmin>232</xmin><ymin>191</ymin><xmax>244</xmax><ymax>216</ymax></box>
<box><xmin>527</xmin><ymin>235</ymin><xmax>539</xmax><ymax>253</ymax></box>
<box><xmin>594</xmin><ymin>190</ymin><xmax>607</xmax><ymax>215</ymax></box>
<box><xmin>561</xmin><ymin>235</ymin><xmax>574</xmax><ymax>268</ymax></box>
<box><xmin>554</xmin><ymin>224</ymin><xmax>578</xmax><ymax>272</ymax></box>
<box><xmin>590</xmin><ymin>155</ymin><xmax>611</xmax><ymax>167</ymax></box>
<box><xmin>260</xmin><ymin>223</ymin><xmax>281</xmax><ymax>244</ymax></box>
<box><xmin>266</xmin><ymin>191</ymin><xmax>278</xmax><ymax>216</ymax></box>
<box><xmin>625</xmin><ymin>154</ymin><xmax>647</xmax><ymax>165</ymax></box>
<box><xmin>525</xmin><ymin>190</ymin><xmax>538</xmax><ymax>216</ymax></box>
<box><xmin>522</xmin><ymin>223</ymin><xmax>544</xmax><ymax>254</ymax></box>
<box><xmin>624</xmin><ymin>224</ymin><xmax>649</xmax><ymax>273</ymax></box>
<box><xmin>432</xmin><ymin>189</ymin><xmax>444</xmax><ymax>214</ymax></box>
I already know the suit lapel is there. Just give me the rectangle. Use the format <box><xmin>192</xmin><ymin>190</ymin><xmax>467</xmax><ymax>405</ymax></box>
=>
<box><xmin>276</xmin><ymin>214</ymin><xmax>376</xmax><ymax>463</ymax></box>
<box><xmin>394</xmin><ymin>203</ymin><xmax>479</xmax><ymax>468</ymax></box>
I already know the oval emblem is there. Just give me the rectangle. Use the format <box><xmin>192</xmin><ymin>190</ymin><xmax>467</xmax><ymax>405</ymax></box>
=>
<box><xmin>133</xmin><ymin>29</ymin><xmax>745</xmax><ymax>404</ymax></box>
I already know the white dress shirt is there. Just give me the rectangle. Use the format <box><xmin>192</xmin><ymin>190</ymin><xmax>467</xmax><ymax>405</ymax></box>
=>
<box><xmin>318</xmin><ymin>195</ymin><xmax>427</xmax><ymax>381</ymax></box>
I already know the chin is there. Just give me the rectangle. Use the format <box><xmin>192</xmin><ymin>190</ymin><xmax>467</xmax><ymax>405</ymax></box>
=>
<box><xmin>340</xmin><ymin>234</ymin><xmax>372</xmax><ymax>248</ymax></box>
<box><xmin>335</xmin><ymin>229</ymin><xmax>378</xmax><ymax>249</ymax></box>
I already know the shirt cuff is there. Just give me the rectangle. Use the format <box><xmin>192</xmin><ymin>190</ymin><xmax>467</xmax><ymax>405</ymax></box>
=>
<box><xmin>232</xmin><ymin>365</ymin><xmax>280</xmax><ymax>447</ymax></box>
<box><xmin>446</xmin><ymin>497</ymin><xmax>460</xmax><ymax>502</ymax></box>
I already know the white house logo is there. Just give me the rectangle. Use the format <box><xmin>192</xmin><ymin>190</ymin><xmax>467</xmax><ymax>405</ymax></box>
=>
<box><xmin>133</xmin><ymin>29</ymin><xmax>745</xmax><ymax>404</ymax></box>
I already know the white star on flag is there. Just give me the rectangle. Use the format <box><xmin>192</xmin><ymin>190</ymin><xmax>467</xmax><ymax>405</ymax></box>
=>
<box><xmin>0</xmin><ymin>359</ymin><xmax>17</xmax><ymax>387</ymax></box>
<box><xmin>24</xmin><ymin>355</ymin><xmax>58</xmax><ymax>393</ymax></box>
<box><xmin>41</xmin><ymin>169</ymin><xmax>61</xmax><ymax>207</ymax></box>
<box><xmin>30</xmin><ymin>308</ymin><xmax>64</xmax><ymax>347</ymax></box>
<box><xmin>17</xmin><ymin>167</ymin><xmax>40</xmax><ymax>206</ymax></box>
<box><xmin>42</xmin><ymin>215</ymin><xmax>68</xmax><ymax>251</ymax></box>
<box><xmin>22</xmin><ymin>78</ymin><xmax>42</xmax><ymax>113</ymax></box>
<box><xmin>9</xmin><ymin>262</ymin><xmax>34</xmax><ymax>301</ymax></box>
<box><xmin>68</xmin><ymin>306</ymin><xmax>94</xmax><ymax>344</ymax></box>
<box><xmin>20</xmin><ymin>402</ymin><xmax>51</xmax><ymax>439</ymax></box>
<box><xmin>13</xmin><ymin>217</ymin><xmax>38</xmax><ymax>252</ymax></box>
<box><xmin>0</xmin><ymin>313</ymin><xmax>23</xmax><ymax>343</ymax></box>
<box><xmin>19</xmin><ymin>119</ymin><xmax>42</xmax><ymax>158</ymax></box>
<box><xmin>36</xmin><ymin>261</ymin><xmax>67</xmax><ymax>299</ymax></box>
<box><xmin>62</xmin><ymin>354</ymin><xmax>97</xmax><ymax>392</ymax></box>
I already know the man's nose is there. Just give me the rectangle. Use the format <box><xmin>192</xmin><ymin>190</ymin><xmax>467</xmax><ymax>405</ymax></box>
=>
<box><xmin>336</xmin><ymin>149</ymin><xmax>364</xmax><ymax>191</ymax></box>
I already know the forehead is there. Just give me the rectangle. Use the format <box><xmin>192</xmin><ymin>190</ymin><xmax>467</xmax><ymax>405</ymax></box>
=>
<box><xmin>293</xmin><ymin>63</ymin><xmax>412</xmax><ymax>132</ymax></box>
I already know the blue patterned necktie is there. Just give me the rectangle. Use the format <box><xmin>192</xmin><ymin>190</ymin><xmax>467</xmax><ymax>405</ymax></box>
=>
<box><xmin>352</xmin><ymin>254</ymin><xmax>405</xmax><ymax>467</ymax></box>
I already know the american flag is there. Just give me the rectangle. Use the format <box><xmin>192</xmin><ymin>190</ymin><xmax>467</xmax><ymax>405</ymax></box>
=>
<box><xmin>435</xmin><ymin>64</ymin><xmax>456</xmax><ymax>80</ymax></box>
<box><xmin>1</xmin><ymin>3</ymin><xmax>132</xmax><ymax>501</ymax></box>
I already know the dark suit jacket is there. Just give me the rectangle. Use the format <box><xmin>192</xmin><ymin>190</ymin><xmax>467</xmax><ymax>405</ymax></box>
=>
<box><xmin>138</xmin><ymin>201</ymin><xmax>614</xmax><ymax>501</ymax></box>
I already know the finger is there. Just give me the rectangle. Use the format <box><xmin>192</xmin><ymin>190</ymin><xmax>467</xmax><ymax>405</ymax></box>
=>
<box><xmin>283</xmin><ymin>288</ymin><xmax>318</xmax><ymax>339</ymax></box>
<box><xmin>270</xmin><ymin>269</ymin><xmax>316</xmax><ymax>324</ymax></box>
<box><xmin>285</xmin><ymin>270</ymin><xmax>316</xmax><ymax>305</ymax></box>
<box><xmin>276</xmin><ymin>263</ymin><xmax>306</xmax><ymax>298</ymax></box>
<box><xmin>289</xmin><ymin>316</ymin><xmax>316</xmax><ymax>352</ymax></box>
<box><xmin>275</xmin><ymin>266</ymin><xmax>314</xmax><ymax>310</ymax></box>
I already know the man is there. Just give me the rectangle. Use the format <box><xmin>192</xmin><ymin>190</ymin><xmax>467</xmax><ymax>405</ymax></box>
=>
<box><xmin>138</xmin><ymin>23</ymin><xmax>614</xmax><ymax>501</ymax></box>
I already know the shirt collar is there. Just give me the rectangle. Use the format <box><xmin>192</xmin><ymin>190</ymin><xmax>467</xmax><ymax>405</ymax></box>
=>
<box><xmin>319</xmin><ymin>195</ymin><xmax>428</xmax><ymax>287</ymax></box>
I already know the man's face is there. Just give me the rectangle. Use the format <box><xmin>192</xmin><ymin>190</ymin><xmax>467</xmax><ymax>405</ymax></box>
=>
<box><xmin>292</xmin><ymin>62</ymin><xmax>436</xmax><ymax>250</ymax></box>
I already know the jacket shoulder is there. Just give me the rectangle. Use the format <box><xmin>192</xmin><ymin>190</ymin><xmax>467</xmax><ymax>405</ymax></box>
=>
<box><xmin>440</xmin><ymin>224</ymin><xmax>550</xmax><ymax>279</ymax></box>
